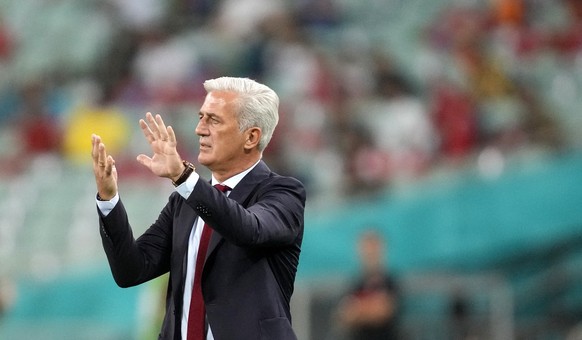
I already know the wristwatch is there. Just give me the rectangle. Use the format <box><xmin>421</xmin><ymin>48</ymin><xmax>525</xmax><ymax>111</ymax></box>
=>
<box><xmin>172</xmin><ymin>160</ymin><xmax>195</xmax><ymax>187</ymax></box>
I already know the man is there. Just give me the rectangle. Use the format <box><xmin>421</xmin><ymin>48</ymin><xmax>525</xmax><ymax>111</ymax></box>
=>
<box><xmin>91</xmin><ymin>77</ymin><xmax>306</xmax><ymax>340</ymax></box>
<box><xmin>336</xmin><ymin>230</ymin><xmax>399</xmax><ymax>340</ymax></box>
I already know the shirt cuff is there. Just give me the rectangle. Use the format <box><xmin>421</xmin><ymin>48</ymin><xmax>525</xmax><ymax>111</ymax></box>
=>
<box><xmin>175</xmin><ymin>171</ymin><xmax>200</xmax><ymax>199</ymax></box>
<box><xmin>96</xmin><ymin>193</ymin><xmax>120</xmax><ymax>217</ymax></box>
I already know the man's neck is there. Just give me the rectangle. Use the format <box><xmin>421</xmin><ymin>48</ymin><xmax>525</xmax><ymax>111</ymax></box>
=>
<box><xmin>212</xmin><ymin>158</ymin><xmax>261</xmax><ymax>183</ymax></box>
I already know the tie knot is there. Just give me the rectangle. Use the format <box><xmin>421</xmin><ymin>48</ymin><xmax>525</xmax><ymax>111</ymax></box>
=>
<box><xmin>214</xmin><ymin>184</ymin><xmax>230</xmax><ymax>193</ymax></box>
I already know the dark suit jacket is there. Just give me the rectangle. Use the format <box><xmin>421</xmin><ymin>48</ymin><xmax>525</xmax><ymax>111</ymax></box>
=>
<box><xmin>98</xmin><ymin>161</ymin><xmax>306</xmax><ymax>340</ymax></box>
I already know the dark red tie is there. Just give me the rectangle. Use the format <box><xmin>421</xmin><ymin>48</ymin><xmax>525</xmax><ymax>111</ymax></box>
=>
<box><xmin>187</xmin><ymin>184</ymin><xmax>230</xmax><ymax>340</ymax></box>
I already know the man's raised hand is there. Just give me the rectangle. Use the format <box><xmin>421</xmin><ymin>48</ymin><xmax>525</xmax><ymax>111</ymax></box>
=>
<box><xmin>136</xmin><ymin>112</ymin><xmax>185</xmax><ymax>180</ymax></box>
<box><xmin>91</xmin><ymin>134</ymin><xmax>118</xmax><ymax>200</ymax></box>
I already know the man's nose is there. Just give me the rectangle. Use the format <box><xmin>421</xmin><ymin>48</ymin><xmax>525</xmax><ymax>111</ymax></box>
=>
<box><xmin>195</xmin><ymin>120</ymin><xmax>206</xmax><ymax>136</ymax></box>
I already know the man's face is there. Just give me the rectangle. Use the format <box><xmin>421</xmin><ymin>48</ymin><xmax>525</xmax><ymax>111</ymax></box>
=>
<box><xmin>196</xmin><ymin>91</ymin><xmax>248</xmax><ymax>173</ymax></box>
<box><xmin>358</xmin><ymin>235</ymin><xmax>385</xmax><ymax>272</ymax></box>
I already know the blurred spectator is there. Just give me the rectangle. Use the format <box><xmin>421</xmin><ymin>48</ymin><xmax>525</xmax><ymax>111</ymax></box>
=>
<box><xmin>262</xmin><ymin>12</ymin><xmax>324</xmax><ymax>101</ymax></box>
<box><xmin>429</xmin><ymin>78</ymin><xmax>478</xmax><ymax>163</ymax></box>
<box><xmin>491</xmin><ymin>0</ymin><xmax>525</xmax><ymax>28</ymax></box>
<box><xmin>514</xmin><ymin>80</ymin><xmax>565</xmax><ymax>152</ymax></box>
<box><xmin>166</xmin><ymin>0</ymin><xmax>218</xmax><ymax>27</ymax></box>
<box><xmin>0</xmin><ymin>14</ymin><xmax>15</xmax><ymax>122</ymax></box>
<box><xmin>92</xmin><ymin>1</ymin><xmax>141</xmax><ymax>107</ymax></box>
<box><xmin>260</xmin><ymin>12</ymin><xmax>344</xmax><ymax>192</ymax></box>
<box><xmin>358</xmin><ymin>54</ymin><xmax>437</xmax><ymax>184</ymax></box>
<box><xmin>16</xmin><ymin>81</ymin><xmax>62</xmax><ymax>156</ymax></box>
<box><xmin>294</xmin><ymin>0</ymin><xmax>342</xmax><ymax>30</ymax></box>
<box><xmin>430</xmin><ymin>4</ymin><xmax>530</xmax><ymax>154</ymax></box>
<box><xmin>426</xmin><ymin>1</ymin><xmax>568</xmax><ymax>161</ymax></box>
<box><xmin>343</xmin><ymin>126</ymin><xmax>390</xmax><ymax>197</ymax></box>
<box><xmin>62</xmin><ymin>81</ymin><xmax>130</xmax><ymax>165</ymax></box>
<box><xmin>487</xmin><ymin>0</ymin><xmax>546</xmax><ymax>68</ymax></box>
<box><xmin>333</xmin><ymin>28</ymin><xmax>376</xmax><ymax>100</ymax></box>
<box><xmin>107</xmin><ymin>0</ymin><xmax>166</xmax><ymax>33</ymax></box>
<box><xmin>548</xmin><ymin>0</ymin><xmax>582</xmax><ymax>56</ymax></box>
<box><xmin>130</xmin><ymin>26</ymin><xmax>203</xmax><ymax>106</ymax></box>
<box><xmin>0</xmin><ymin>15</ymin><xmax>13</xmax><ymax>62</ymax></box>
<box><xmin>460</xmin><ymin>34</ymin><xmax>562</xmax><ymax>155</ymax></box>
<box><xmin>214</xmin><ymin>0</ymin><xmax>287</xmax><ymax>41</ymax></box>
<box><xmin>336</xmin><ymin>230</ymin><xmax>400</xmax><ymax>340</ymax></box>
<box><xmin>329</xmin><ymin>99</ymin><xmax>390</xmax><ymax>197</ymax></box>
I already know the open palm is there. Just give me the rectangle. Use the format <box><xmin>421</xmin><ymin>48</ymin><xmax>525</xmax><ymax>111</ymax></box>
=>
<box><xmin>137</xmin><ymin>112</ymin><xmax>184</xmax><ymax>179</ymax></box>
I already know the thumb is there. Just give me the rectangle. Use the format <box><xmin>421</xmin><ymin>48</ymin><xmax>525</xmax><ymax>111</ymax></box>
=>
<box><xmin>136</xmin><ymin>154</ymin><xmax>152</xmax><ymax>169</ymax></box>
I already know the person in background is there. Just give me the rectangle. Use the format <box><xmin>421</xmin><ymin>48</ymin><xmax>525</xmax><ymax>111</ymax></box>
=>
<box><xmin>17</xmin><ymin>82</ymin><xmax>62</xmax><ymax>156</ymax></box>
<box><xmin>65</xmin><ymin>82</ymin><xmax>130</xmax><ymax>165</ymax></box>
<box><xmin>91</xmin><ymin>77</ymin><xmax>306</xmax><ymax>340</ymax></box>
<box><xmin>336</xmin><ymin>230</ymin><xmax>400</xmax><ymax>340</ymax></box>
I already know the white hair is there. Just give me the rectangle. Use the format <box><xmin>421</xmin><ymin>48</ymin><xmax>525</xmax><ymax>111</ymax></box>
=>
<box><xmin>203</xmin><ymin>77</ymin><xmax>279</xmax><ymax>151</ymax></box>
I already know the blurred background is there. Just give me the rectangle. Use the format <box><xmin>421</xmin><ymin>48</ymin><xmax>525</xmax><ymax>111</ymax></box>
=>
<box><xmin>1</xmin><ymin>0</ymin><xmax>582</xmax><ymax>339</ymax></box>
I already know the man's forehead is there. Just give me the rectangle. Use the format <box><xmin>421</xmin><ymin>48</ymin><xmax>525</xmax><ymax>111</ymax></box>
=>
<box><xmin>203</xmin><ymin>91</ymin><xmax>237</xmax><ymax>107</ymax></box>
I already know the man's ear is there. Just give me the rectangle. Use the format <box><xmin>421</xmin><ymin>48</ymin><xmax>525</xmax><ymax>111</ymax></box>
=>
<box><xmin>244</xmin><ymin>127</ymin><xmax>262</xmax><ymax>150</ymax></box>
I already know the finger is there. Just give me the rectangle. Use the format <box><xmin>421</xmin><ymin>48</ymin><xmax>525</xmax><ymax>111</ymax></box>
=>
<box><xmin>105</xmin><ymin>155</ymin><xmax>116</xmax><ymax>176</ymax></box>
<box><xmin>155</xmin><ymin>114</ymin><xmax>170</xmax><ymax>141</ymax></box>
<box><xmin>98</xmin><ymin>143</ymin><xmax>108</xmax><ymax>168</ymax></box>
<box><xmin>167</xmin><ymin>125</ymin><xmax>177</xmax><ymax>144</ymax></box>
<box><xmin>91</xmin><ymin>134</ymin><xmax>101</xmax><ymax>161</ymax></box>
<box><xmin>139</xmin><ymin>118</ymin><xmax>155</xmax><ymax>143</ymax></box>
<box><xmin>146</xmin><ymin>112</ymin><xmax>162</xmax><ymax>139</ymax></box>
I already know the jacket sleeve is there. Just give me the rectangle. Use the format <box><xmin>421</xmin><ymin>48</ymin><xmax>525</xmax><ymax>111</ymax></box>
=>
<box><xmin>98</xmin><ymin>195</ymin><xmax>176</xmax><ymax>287</ymax></box>
<box><xmin>186</xmin><ymin>175</ymin><xmax>306</xmax><ymax>247</ymax></box>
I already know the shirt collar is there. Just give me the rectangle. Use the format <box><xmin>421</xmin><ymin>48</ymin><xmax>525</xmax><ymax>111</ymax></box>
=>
<box><xmin>211</xmin><ymin>159</ymin><xmax>261</xmax><ymax>190</ymax></box>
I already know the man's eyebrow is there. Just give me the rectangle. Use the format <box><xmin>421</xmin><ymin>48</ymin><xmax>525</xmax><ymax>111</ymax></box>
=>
<box><xmin>199</xmin><ymin>111</ymin><xmax>219</xmax><ymax>119</ymax></box>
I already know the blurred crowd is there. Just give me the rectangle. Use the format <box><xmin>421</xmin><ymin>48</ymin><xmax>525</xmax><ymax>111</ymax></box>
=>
<box><xmin>0</xmin><ymin>0</ymin><xmax>580</xmax><ymax>200</ymax></box>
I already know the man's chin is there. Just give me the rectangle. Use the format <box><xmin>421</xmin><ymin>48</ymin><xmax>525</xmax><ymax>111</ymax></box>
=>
<box><xmin>197</xmin><ymin>155</ymin><xmax>212</xmax><ymax>167</ymax></box>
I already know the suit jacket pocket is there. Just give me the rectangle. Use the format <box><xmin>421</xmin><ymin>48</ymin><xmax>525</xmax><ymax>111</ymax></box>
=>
<box><xmin>259</xmin><ymin>317</ymin><xmax>297</xmax><ymax>340</ymax></box>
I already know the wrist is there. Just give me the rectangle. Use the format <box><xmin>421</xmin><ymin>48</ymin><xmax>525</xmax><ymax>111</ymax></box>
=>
<box><xmin>97</xmin><ymin>192</ymin><xmax>115</xmax><ymax>201</ymax></box>
<box><xmin>172</xmin><ymin>160</ymin><xmax>195</xmax><ymax>187</ymax></box>
<box><xmin>170</xmin><ymin>162</ymin><xmax>186</xmax><ymax>182</ymax></box>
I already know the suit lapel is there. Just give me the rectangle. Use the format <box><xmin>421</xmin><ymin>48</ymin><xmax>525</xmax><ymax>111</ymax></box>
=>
<box><xmin>176</xmin><ymin>203</ymin><xmax>199</xmax><ymax>254</ymax></box>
